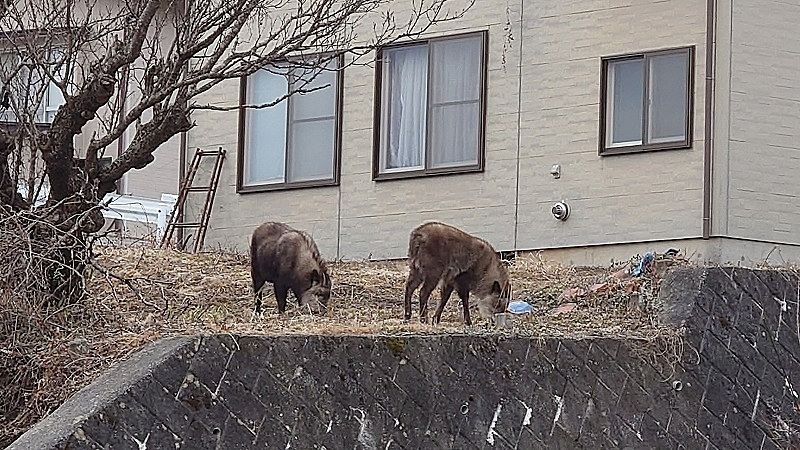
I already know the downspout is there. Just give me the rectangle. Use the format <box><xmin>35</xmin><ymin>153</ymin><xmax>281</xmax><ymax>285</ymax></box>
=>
<box><xmin>116</xmin><ymin>65</ymin><xmax>129</xmax><ymax>195</ymax></box>
<box><xmin>702</xmin><ymin>0</ymin><xmax>716</xmax><ymax>239</ymax></box>
<box><xmin>511</xmin><ymin>0</ymin><xmax>525</xmax><ymax>252</ymax></box>
<box><xmin>178</xmin><ymin>0</ymin><xmax>188</xmax><ymax>191</ymax></box>
<box><xmin>176</xmin><ymin>0</ymin><xmax>189</xmax><ymax>246</ymax></box>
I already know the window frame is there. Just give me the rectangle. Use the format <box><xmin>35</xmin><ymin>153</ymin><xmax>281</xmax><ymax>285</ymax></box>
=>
<box><xmin>599</xmin><ymin>46</ymin><xmax>695</xmax><ymax>156</ymax></box>
<box><xmin>371</xmin><ymin>30</ymin><xmax>489</xmax><ymax>181</ymax></box>
<box><xmin>236</xmin><ymin>54</ymin><xmax>344</xmax><ymax>194</ymax></box>
<box><xmin>0</xmin><ymin>47</ymin><xmax>66</xmax><ymax>126</ymax></box>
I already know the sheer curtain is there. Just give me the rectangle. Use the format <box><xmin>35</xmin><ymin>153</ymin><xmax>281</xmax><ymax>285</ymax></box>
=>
<box><xmin>382</xmin><ymin>45</ymin><xmax>428</xmax><ymax>171</ymax></box>
<box><xmin>288</xmin><ymin>60</ymin><xmax>337</xmax><ymax>182</ymax></box>
<box><xmin>44</xmin><ymin>49</ymin><xmax>67</xmax><ymax>123</ymax></box>
<box><xmin>429</xmin><ymin>35</ymin><xmax>482</xmax><ymax>168</ymax></box>
<box><xmin>245</xmin><ymin>67</ymin><xmax>288</xmax><ymax>185</ymax></box>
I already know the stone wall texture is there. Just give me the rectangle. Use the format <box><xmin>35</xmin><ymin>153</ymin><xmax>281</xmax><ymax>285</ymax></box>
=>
<box><xmin>9</xmin><ymin>267</ymin><xmax>800</xmax><ymax>449</ymax></box>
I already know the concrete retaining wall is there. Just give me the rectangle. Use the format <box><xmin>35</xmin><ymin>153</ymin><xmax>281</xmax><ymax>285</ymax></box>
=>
<box><xmin>10</xmin><ymin>267</ymin><xmax>800</xmax><ymax>449</ymax></box>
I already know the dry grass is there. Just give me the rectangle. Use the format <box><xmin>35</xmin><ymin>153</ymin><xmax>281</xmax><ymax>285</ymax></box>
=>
<box><xmin>1</xmin><ymin>246</ymin><xmax>688</xmax><ymax>445</ymax></box>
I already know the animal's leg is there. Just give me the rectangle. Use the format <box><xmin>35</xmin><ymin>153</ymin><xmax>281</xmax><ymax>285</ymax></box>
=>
<box><xmin>418</xmin><ymin>277</ymin><xmax>438</xmax><ymax>324</ymax></box>
<box><xmin>432</xmin><ymin>268</ymin><xmax>459</xmax><ymax>325</ymax></box>
<box><xmin>274</xmin><ymin>284</ymin><xmax>289</xmax><ymax>313</ymax></box>
<box><xmin>254</xmin><ymin>290</ymin><xmax>263</xmax><ymax>314</ymax></box>
<box><xmin>404</xmin><ymin>267</ymin><xmax>423</xmax><ymax>321</ymax></box>
<box><xmin>252</xmin><ymin>272</ymin><xmax>266</xmax><ymax>314</ymax></box>
<box><xmin>433</xmin><ymin>283</ymin><xmax>454</xmax><ymax>325</ymax></box>
<box><xmin>456</xmin><ymin>279</ymin><xmax>472</xmax><ymax>326</ymax></box>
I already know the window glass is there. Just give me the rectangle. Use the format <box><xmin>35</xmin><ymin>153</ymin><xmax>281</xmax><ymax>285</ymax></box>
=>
<box><xmin>607</xmin><ymin>58</ymin><xmax>644</xmax><ymax>147</ymax></box>
<box><xmin>648</xmin><ymin>53</ymin><xmax>689</xmax><ymax>143</ymax></box>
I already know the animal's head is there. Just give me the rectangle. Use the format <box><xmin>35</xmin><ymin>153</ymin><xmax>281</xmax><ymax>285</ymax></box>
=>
<box><xmin>299</xmin><ymin>268</ymin><xmax>331</xmax><ymax>315</ymax></box>
<box><xmin>477</xmin><ymin>263</ymin><xmax>511</xmax><ymax>320</ymax></box>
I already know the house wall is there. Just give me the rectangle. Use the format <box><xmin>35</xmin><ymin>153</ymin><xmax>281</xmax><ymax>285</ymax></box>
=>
<box><xmin>188</xmin><ymin>0</ymin><xmax>709</xmax><ymax>261</ymax></box>
<box><xmin>712</xmin><ymin>0</ymin><xmax>800</xmax><ymax>245</ymax></box>
<box><xmin>69</xmin><ymin>0</ymin><xmax>183</xmax><ymax>203</ymax></box>
<box><xmin>514</xmin><ymin>0</ymin><xmax>707</xmax><ymax>251</ymax></box>
<box><xmin>121</xmin><ymin>135</ymin><xmax>182</xmax><ymax>199</ymax></box>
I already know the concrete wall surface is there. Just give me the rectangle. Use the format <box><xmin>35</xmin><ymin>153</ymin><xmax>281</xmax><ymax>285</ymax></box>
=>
<box><xmin>10</xmin><ymin>267</ymin><xmax>800</xmax><ymax>449</ymax></box>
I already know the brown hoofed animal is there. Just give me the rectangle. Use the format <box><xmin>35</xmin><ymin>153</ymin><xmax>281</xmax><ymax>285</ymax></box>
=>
<box><xmin>404</xmin><ymin>222</ymin><xmax>511</xmax><ymax>325</ymax></box>
<box><xmin>250</xmin><ymin>222</ymin><xmax>331</xmax><ymax>314</ymax></box>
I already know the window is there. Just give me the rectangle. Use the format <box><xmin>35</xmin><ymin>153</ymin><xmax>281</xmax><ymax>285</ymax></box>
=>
<box><xmin>0</xmin><ymin>48</ymin><xmax>66</xmax><ymax>124</ymax></box>
<box><xmin>373</xmin><ymin>32</ymin><xmax>487</xmax><ymax>179</ymax></box>
<box><xmin>600</xmin><ymin>47</ymin><xmax>693</xmax><ymax>155</ymax></box>
<box><xmin>238</xmin><ymin>57</ymin><xmax>342</xmax><ymax>192</ymax></box>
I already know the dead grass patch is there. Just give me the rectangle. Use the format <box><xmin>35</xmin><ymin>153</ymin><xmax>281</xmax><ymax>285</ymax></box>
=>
<box><xmin>1</xmin><ymin>246</ymin><xmax>689</xmax><ymax>444</ymax></box>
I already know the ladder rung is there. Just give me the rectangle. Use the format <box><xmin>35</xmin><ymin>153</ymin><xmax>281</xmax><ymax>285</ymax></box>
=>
<box><xmin>171</xmin><ymin>222</ymin><xmax>202</xmax><ymax>228</ymax></box>
<box><xmin>186</xmin><ymin>186</ymin><xmax>212</xmax><ymax>192</ymax></box>
<box><xmin>197</xmin><ymin>150</ymin><xmax>225</xmax><ymax>157</ymax></box>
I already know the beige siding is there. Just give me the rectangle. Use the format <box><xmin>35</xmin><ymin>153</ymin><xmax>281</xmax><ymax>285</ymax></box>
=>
<box><xmin>189</xmin><ymin>0</ymin><xmax>709</xmax><ymax>260</ymax></box>
<box><xmin>515</xmin><ymin>0</ymin><xmax>707</xmax><ymax>251</ymax></box>
<box><xmin>123</xmin><ymin>135</ymin><xmax>182</xmax><ymax>198</ymax></box>
<box><xmin>718</xmin><ymin>0</ymin><xmax>800</xmax><ymax>244</ymax></box>
<box><xmin>72</xmin><ymin>1</ymin><xmax>183</xmax><ymax>202</ymax></box>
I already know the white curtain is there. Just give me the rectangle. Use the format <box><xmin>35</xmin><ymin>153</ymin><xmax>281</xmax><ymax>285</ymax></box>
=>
<box><xmin>288</xmin><ymin>60</ymin><xmax>337</xmax><ymax>182</ymax></box>
<box><xmin>44</xmin><ymin>49</ymin><xmax>67</xmax><ymax>122</ymax></box>
<box><xmin>383</xmin><ymin>45</ymin><xmax>428</xmax><ymax>170</ymax></box>
<box><xmin>0</xmin><ymin>52</ymin><xmax>17</xmax><ymax>122</ymax></box>
<box><xmin>245</xmin><ymin>67</ymin><xmax>288</xmax><ymax>185</ymax></box>
<box><xmin>429</xmin><ymin>36</ymin><xmax>482</xmax><ymax>168</ymax></box>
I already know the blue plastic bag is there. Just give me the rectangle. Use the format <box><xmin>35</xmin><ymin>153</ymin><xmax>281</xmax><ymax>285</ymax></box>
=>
<box><xmin>507</xmin><ymin>300</ymin><xmax>534</xmax><ymax>314</ymax></box>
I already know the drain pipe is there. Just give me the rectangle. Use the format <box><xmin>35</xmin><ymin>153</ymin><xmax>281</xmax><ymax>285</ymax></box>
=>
<box><xmin>702</xmin><ymin>0</ymin><xmax>716</xmax><ymax>239</ymax></box>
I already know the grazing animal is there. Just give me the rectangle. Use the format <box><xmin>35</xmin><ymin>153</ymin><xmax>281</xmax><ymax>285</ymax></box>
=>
<box><xmin>250</xmin><ymin>222</ymin><xmax>331</xmax><ymax>314</ymax></box>
<box><xmin>403</xmin><ymin>222</ymin><xmax>511</xmax><ymax>325</ymax></box>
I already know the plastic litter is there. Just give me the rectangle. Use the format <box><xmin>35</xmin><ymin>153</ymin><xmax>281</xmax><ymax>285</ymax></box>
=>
<box><xmin>632</xmin><ymin>252</ymin><xmax>655</xmax><ymax>277</ymax></box>
<box><xmin>507</xmin><ymin>300</ymin><xmax>534</xmax><ymax>315</ymax></box>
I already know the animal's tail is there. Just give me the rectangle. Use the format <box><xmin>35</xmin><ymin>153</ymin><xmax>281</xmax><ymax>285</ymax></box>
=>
<box><xmin>407</xmin><ymin>229</ymin><xmax>425</xmax><ymax>263</ymax></box>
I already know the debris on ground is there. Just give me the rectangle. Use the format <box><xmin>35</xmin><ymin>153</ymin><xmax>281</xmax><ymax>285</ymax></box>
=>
<box><xmin>549</xmin><ymin>302</ymin><xmax>578</xmax><ymax>316</ymax></box>
<box><xmin>552</xmin><ymin>249</ymin><xmax>689</xmax><ymax>315</ymax></box>
<box><xmin>507</xmin><ymin>300</ymin><xmax>534</xmax><ymax>315</ymax></box>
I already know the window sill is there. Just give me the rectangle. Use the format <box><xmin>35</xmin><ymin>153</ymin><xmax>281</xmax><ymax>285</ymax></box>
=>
<box><xmin>237</xmin><ymin>179</ymin><xmax>338</xmax><ymax>194</ymax></box>
<box><xmin>373</xmin><ymin>165</ymin><xmax>483</xmax><ymax>181</ymax></box>
<box><xmin>600</xmin><ymin>141</ymin><xmax>692</xmax><ymax>156</ymax></box>
<box><xmin>0</xmin><ymin>121</ymin><xmax>53</xmax><ymax>130</ymax></box>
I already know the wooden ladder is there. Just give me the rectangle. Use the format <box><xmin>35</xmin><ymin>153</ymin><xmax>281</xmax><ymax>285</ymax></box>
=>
<box><xmin>160</xmin><ymin>147</ymin><xmax>226</xmax><ymax>253</ymax></box>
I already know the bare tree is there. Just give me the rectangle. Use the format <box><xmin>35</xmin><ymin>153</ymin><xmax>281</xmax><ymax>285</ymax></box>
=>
<box><xmin>0</xmin><ymin>0</ymin><xmax>471</xmax><ymax>304</ymax></box>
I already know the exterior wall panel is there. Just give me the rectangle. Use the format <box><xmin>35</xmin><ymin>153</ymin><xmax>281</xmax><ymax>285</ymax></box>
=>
<box><xmin>188</xmin><ymin>0</ymin><xmax>715</xmax><ymax>261</ymax></box>
<box><xmin>719</xmin><ymin>0</ymin><xmax>800</xmax><ymax>244</ymax></box>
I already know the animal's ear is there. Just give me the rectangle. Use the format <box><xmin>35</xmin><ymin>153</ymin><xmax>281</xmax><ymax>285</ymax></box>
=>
<box><xmin>492</xmin><ymin>281</ymin><xmax>501</xmax><ymax>295</ymax></box>
<box><xmin>310</xmin><ymin>269</ymin><xmax>321</xmax><ymax>285</ymax></box>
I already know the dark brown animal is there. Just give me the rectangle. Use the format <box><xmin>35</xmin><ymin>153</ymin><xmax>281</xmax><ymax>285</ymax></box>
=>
<box><xmin>250</xmin><ymin>222</ymin><xmax>331</xmax><ymax>314</ymax></box>
<box><xmin>403</xmin><ymin>222</ymin><xmax>511</xmax><ymax>325</ymax></box>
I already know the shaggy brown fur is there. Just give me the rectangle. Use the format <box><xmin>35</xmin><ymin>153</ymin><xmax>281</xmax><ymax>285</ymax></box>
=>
<box><xmin>404</xmin><ymin>222</ymin><xmax>511</xmax><ymax>325</ymax></box>
<box><xmin>250</xmin><ymin>222</ymin><xmax>331</xmax><ymax>314</ymax></box>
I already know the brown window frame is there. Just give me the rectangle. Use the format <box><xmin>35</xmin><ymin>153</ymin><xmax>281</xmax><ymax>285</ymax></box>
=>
<box><xmin>371</xmin><ymin>31</ymin><xmax>489</xmax><ymax>181</ymax></box>
<box><xmin>599</xmin><ymin>46</ymin><xmax>695</xmax><ymax>156</ymax></box>
<box><xmin>0</xmin><ymin>46</ymin><xmax>67</xmax><ymax>126</ymax></box>
<box><xmin>236</xmin><ymin>54</ymin><xmax>344</xmax><ymax>193</ymax></box>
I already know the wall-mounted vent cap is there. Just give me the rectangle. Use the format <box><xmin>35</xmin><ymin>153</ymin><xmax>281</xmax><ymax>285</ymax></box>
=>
<box><xmin>552</xmin><ymin>202</ymin><xmax>570</xmax><ymax>221</ymax></box>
